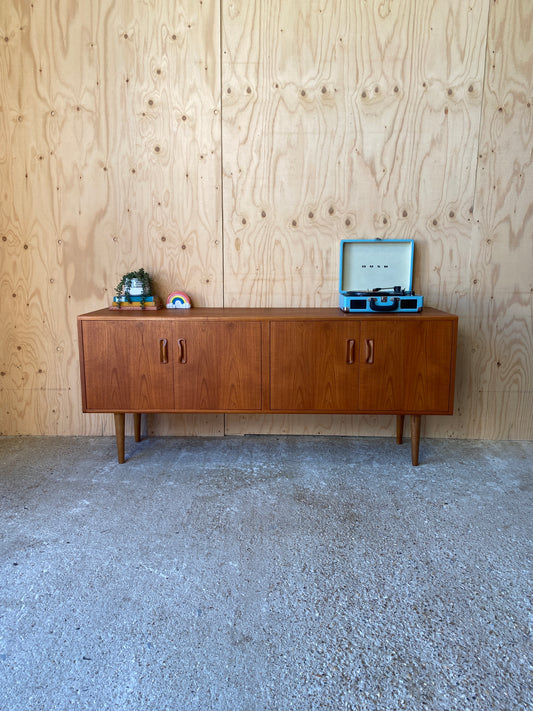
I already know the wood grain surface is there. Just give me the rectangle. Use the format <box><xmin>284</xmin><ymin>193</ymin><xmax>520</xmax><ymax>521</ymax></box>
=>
<box><xmin>1</xmin><ymin>0</ymin><xmax>531</xmax><ymax>440</ymax></box>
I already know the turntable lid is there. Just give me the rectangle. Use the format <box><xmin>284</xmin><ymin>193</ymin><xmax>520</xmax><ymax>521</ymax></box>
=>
<box><xmin>339</xmin><ymin>239</ymin><xmax>415</xmax><ymax>294</ymax></box>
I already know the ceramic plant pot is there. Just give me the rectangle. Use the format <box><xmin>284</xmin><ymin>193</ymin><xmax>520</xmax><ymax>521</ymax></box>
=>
<box><xmin>128</xmin><ymin>278</ymin><xmax>144</xmax><ymax>296</ymax></box>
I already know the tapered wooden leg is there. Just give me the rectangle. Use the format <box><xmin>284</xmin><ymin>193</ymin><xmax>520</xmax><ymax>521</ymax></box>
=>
<box><xmin>134</xmin><ymin>413</ymin><xmax>142</xmax><ymax>442</ymax></box>
<box><xmin>410</xmin><ymin>415</ymin><xmax>421</xmax><ymax>466</ymax></box>
<box><xmin>114</xmin><ymin>413</ymin><xmax>126</xmax><ymax>464</ymax></box>
<box><xmin>396</xmin><ymin>415</ymin><xmax>405</xmax><ymax>444</ymax></box>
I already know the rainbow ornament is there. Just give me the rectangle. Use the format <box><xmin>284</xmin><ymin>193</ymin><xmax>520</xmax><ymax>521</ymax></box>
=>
<box><xmin>166</xmin><ymin>291</ymin><xmax>191</xmax><ymax>309</ymax></box>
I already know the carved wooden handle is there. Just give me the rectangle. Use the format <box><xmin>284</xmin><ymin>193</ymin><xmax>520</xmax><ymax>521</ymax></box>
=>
<box><xmin>159</xmin><ymin>338</ymin><xmax>168</xmax><ymax>364</ymax></box>
<box><xmin>177</xmin><ymin>338</ymin><xmax>187</xmax><ymax>364</ymax></box>
<box><xmin>365</xmin><ymin>338</ymin><xmax>374</xmax><ymax>364</ymax></box>
<box><xmin>346</xmin><ymin>339</ymin><xmax>356</xmax><ymax>364</ymax></box>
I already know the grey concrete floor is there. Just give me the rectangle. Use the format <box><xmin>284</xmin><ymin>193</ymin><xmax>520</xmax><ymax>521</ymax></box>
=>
<box><xmin>0</xmin><ymin>435</ymin><xmax>532</xmax><ymax>711</ymax></box>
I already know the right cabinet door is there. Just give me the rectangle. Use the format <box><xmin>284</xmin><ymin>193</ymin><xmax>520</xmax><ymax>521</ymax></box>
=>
<box><xmin>358</xmin><ymin>319</ymin><xmax>455</xmax><ymax>413</ymax></box>
<box><xmin>172</xmin><ymin>320</ymin><xmax>263</xmax><ymax>411</ymax></box>
<box><xmin>269</xmin><ymin>321</ymin><xmax>360</xmax><ymax>411</ymax></box>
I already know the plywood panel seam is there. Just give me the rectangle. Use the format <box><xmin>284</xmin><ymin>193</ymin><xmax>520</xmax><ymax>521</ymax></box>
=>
<box><xmin>218</xmin><ymin>0</ymin><xmax>226</xmax><ymax>308</ymax></box>
<box><xmin>471</xmin><ymin>0</ymin><xmax>493</xmax><ymax>223</ymax></box>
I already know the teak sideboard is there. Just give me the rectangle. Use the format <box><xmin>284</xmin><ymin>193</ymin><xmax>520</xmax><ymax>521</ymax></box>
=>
<box><xmin>77</xmin><ymin>307</ymin><xmax>458</xmax><ymax>465</ymax></box>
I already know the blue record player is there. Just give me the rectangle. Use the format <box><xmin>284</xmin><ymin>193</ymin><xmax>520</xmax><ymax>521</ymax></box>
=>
<box><xmin>339</xmin><ymin>239</ymin><xmax>423</xmax><ymax>313</ymax></box>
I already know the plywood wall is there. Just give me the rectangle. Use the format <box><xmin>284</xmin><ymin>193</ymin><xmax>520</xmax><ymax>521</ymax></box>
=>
<box><xmin>0</xmin><ymin>0</ymin><xmax>224</xmax><ymax>436</ymax></box>
<box><xmin>221</xmin><ymin>0</ymin><xmax>491</xmax><ymax>438</ymax></box>
<box><xmin>1</xmin><ymin>0</ymin><xmax>531</xmax><ymax>441</ymax></box>
<box><xmin>467</xmin><ymin>0</ymin><xmax>533</xmax><ymax>440</ymax></box>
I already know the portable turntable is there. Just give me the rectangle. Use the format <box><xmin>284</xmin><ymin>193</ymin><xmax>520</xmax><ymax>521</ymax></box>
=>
<box><xmin>339</xmin><ymin>238</ymin><xmax>423</xmax><ymax>313</ymax></box>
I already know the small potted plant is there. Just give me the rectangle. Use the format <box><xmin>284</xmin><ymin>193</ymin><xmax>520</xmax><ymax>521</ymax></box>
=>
<box><xmin>114</xmin><ymin>268</ymin><xmax>153</xmax><ymax>308</ymax></box>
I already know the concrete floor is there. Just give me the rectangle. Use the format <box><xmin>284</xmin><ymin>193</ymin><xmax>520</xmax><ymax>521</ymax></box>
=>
<box><xmin>0</xmin><ymin>434</ymin><xmax>532</xmax><ymax>711</ymax></box>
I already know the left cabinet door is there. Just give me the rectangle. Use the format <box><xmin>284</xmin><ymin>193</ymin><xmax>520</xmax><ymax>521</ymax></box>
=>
<box><xmin>269</xmin><ymin>320</ymin><xmax>360</xmax><ymax>412</ymax></box>
<box><xmin>80</xmin><ymin>320</ymin><xmax>175</xmax><ymax>411</ymax></box>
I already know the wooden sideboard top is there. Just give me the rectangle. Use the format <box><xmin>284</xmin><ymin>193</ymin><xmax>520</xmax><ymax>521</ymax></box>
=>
<box><xmin>79</xmin><ymin>306</ymin><xmax>457</xmax><ymax>321</ymax></box>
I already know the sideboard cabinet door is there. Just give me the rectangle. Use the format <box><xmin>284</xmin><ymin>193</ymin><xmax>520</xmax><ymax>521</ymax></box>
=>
<box><xmin>359</xmin><ymin>320</ymin><xmax>456</xmax><ymax>413</ymax></box>
<box><xmin>269</xmin><ymin>321</ymin><xmax>360</xmax><ymax>411</ymax></box>
<box><xmin>173</xmin><ymin>321</ymin><xmax>263</xmax><ymax>411</ymax></box>
<box><xmin>80</xmin><ymin>320</ymin><xmax>175</xmax><ymax>411</ymax></box>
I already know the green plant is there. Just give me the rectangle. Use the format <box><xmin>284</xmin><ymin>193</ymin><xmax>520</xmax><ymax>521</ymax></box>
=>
<box><xmin>114</xmin><ymin>268</ymin><xmax>152</xmax><ymax>307</ymax></box>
